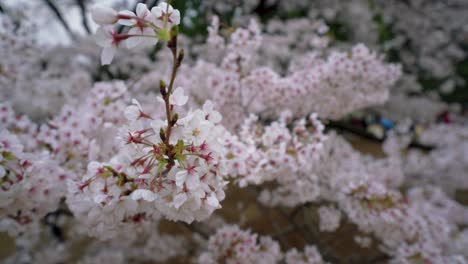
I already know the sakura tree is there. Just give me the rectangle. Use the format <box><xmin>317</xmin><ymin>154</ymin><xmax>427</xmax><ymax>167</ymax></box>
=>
<box><xmin>1</xmin><ymin>1</ymin><xmax>467</xmax><ymax>263</ymax></box>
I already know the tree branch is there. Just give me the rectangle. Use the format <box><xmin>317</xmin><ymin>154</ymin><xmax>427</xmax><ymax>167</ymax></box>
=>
<box><xmin>43</xmin><ymin>0</ymin><xmax>75</xmax><ymax>40</ymax></box>
<box><xmin>75</xmin><ymin>0</ymin><xmax>91</xmax><ymax>34</ymax></box>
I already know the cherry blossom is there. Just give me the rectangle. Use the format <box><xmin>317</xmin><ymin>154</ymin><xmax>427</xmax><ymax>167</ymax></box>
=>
<box><xmin>151</xmin><ymin>2</ymin><xmax>181</xmax><ymax>29</ymax></box>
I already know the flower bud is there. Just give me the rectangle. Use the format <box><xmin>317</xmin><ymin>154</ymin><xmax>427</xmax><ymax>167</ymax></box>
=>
<box><xmin>159</xmin><ymin>128</ymin><xmax>166</xmax><ymax>142</ymax></box>
<box><xmin>92</xmin><ymin>6</ymin><xmax>118</xmax><ymax>25</ymax></box>
<box><xmin>170</xmin><ymin>25</ymin><xmax>179</xmax><ymax>39</ymax></box>
<box><xmin>177</xmin><ymin>49</ymin><xmax>185</xmax><ymax>67</ymax></box>
<box><xmin>171</xmin><ymin>113</ymin><xmax>179</xmax><ymax>126</ymax></box>
<box><xmin>160</xmin><ymin>80</ymin><xmax>167</xmax><ymax>97</ymax></box>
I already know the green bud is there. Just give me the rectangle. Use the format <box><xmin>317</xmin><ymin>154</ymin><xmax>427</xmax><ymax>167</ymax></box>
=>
<box><xmin>103</xmin><ymin>97</ymin><xmax>111</xmax><ymax>106</ymax></box>
<box><xmin>160</xmin><ymin>80</ymin><xmax>167</xmax><ymax>96</ymax></box>
<box><xmin>159</xmin><ymin>128</ymin><xmax>166</xmax><ymax>142</ymax></box>
<box><xmin>177</xmin><ymin>49</ymin><xmax>185</xmax><ymax>66</ymax></box>
<box><xmin>2</xmin><ymin>151</ymin><xmax>15</xmax><ymax>161</ymax></box>
<box><xmin>171</xmin><ymin>113</ymin><xmax>179</xmax><ymax>126</ymax></box>
<box><xmin>158</xmin><ymin>29</ymin><xmax>170</xmax><ymax>42</ymax></box>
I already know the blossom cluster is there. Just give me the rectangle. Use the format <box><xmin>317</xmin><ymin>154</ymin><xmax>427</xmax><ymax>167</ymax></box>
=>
<box><xmin>177</xmin><ymin>19</ymin><xmax>401</xmax><ymax>132</ymax></box>
<box><xmin>198</xmin><ymin>225</ymin><xmax>282</xmax><ymax>264</ymax></box>
<box><xmin>224</xmin><ymin>112</ymin><xmax>326</xmax><ymax>206</ymax></box>
<box><xmin>92</xmin><ymin>2</ymin><xmax>180</xmax><ymax>64</ymax></box>
<box><xmin>67</xmin><ymin>98</ymin><xmax>228</xmax><ymax>237</ymax></box>
<box><xmin>200</xmin><ymin>224</ymin><xmax>328</xmax><ymax>264</ymax></box>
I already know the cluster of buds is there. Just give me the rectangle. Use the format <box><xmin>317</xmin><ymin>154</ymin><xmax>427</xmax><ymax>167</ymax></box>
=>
<box><xmin>91</xmin><ymin>2</ymin><xmax>181</xmax><ymax>64</ymax></box>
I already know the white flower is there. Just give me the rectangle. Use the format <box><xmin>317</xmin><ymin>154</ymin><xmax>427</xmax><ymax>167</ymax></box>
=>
<box><xmin>151</xmin><ymin>2</ymin><xmax>181</xmax><ymax>29</ymax></box>
<box><xmin>117</xmin><ymin>3</ymin><xmax>158</xmax><ymax>48</ymax></box>
<box><xmin>124</xmin><ymin>99</ymin><xmax>144</xmax><ymax>121</ymax></box>
<box><xmin>175</xmin><ymin>170</ymin><xmax>188</xmax><ymax>187</ymax></box>
<box><xmin>169</xmin><ymin>87</ymin><xmax>188</xmax><ymax>106</ymax></box>
<box><xmin>124</xmin><ymin>105</ymin><xmax>140</xmax><ymax>121</ymax></box>
<box><xmin>175</xmin><ymin>168</ymin><xmax>199</xmax><ymax>190</ymax></box>
<box><xmin>0</xmin><ymin>166</ymin><xmax>5</xmax><ymax>179</ymax></box>
<box><xmin>91</xmin><ymin>5</ymin><xmax>118</xmax><ymax>25</ymax></box>
<box><xmin>130</xmin><ymin>189</ymin><xmax>158</xmax><ymax>202</ymax></box>
<box><xmin>203</xmin><ymin>101</ymin><xmax>222</xmax><ymax>123</ymax></box>
<box><xmin>95</xmin><ymin>26</ymin><xmax>119</xmax><ymax>65</ymax></box>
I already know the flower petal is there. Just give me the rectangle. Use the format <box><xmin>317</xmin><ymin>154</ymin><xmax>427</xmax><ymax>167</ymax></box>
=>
<box><xmin>126</xmin><ymin>27</ymin><xmax>144</xmax><ymax>48</ymax></box>
<box><xmin>136</xmin><ymin>3</ymin><xmax>149</xmax><ymax>18</ymax></box>
<box><xmin>171</xmin><ymin>10</ymin><xmax>181</xmax><ymax>25</ymax></box>
<box><xmin>206</xmin><ymin>193</ymin><xmax>220</xmax><ymax>208</ymax></box>
<box><xmin>117</xmin><ymin>10</ymin><xmax>137</xmax><ymax>26</ymax></box>
<box><xmin>95</xmin><ymin>26</ymin><xmax>113</xmax><ymax>47</ymax></box>
<box><xmin>130</xmin><ymin>189</ymin><xmax>157</xmax><ymax>202</ymax></box>
<box><xmin>101</xmin><ymin>46</ymin><xmax>116</xmax><ymax>65</ymax></box>
<box><xmin>175</xmin><ymin>170</ymin><xmax>187</xmax><ymax>187</ymax></box>
<box><xmin>173</xmin><ymin>193</ymin><xmax>187</xmax><ymax>209</ymax></box>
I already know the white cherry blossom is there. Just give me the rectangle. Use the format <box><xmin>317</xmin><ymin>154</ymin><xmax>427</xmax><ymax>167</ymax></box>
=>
<box><xmin>151</xmin><ymin>2</ymin><xmax>181</xmax><ymax>29</ymax></box>
<box><xmin>169</xmin><ymin>87</ymin><xmax>189</xmax><ymax>106</ymax></box>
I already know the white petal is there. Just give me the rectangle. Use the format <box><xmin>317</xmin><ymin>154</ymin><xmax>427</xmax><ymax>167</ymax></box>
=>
<box><xmin>136</xmin><ymin>3</ymin><xmax>149</xmax><ymax>18</ymax></box>
<box><xmin>206</xmin><ymin>193</ymin><xmax>220</xmax><ymax>208</ymax></box>
<box><xmin>156</xmin><ymin>96</ymin><xmax>165</xmax><ymax>104</ymax></box>
<box><xmin>142</xmin><ymin>27</ymin><xmax>158</xmax><ymax>46</ymax></box>
<box><xmin>91</xmin><ymin>6</ymin><xmax>117</xmax><ymax>25</ymax></box>
<box><xmin>175</xmin><ymin>170</ymin><xmax>187</xmax><ymax>187</ymax></box>
<box><xmin>0</xmin><ymin>166</ymin><xmax>6</xmax><ymax>179</ymax></box>
<box><xmin>173</xmin><ymin>193</ymin><xmax>187</xmax><ymax>209</ymax></box>
<box><xmin>131</xmin><ymin>189</ymin><xmax>157</xmax><ymax>202</ymax></box>
<box><xmin>95</xmin><ymin>26</ymin><xmax>112</xmax><ymax>47</ymax></box>
<box><xmin>202</xmin><ymin>100</ymin><xmax>214</xmax><ymax>112</ymax></box>
<box><xmin>151</xmin><ymin>6</ymin><xmax>163</xmax><ymax>18</ymax></box>
<box><xmin>126</xmin><ymin>27</ymin><xmax>144</xmax><ymax>48</ymax></box>
<box><xmin>170</xmin><ymin>10</ymin><xmax>181</xmax><ymax>25</ymax></box>
<box><xmin>186</xmin><ymin>175</ymin><xmax>198</xmax><ymax>190</ymax></box>
<box><xmin>131</xmin><ymin>98</ymin><xmax>142</xmax><ymax>109</ymax></box>
<box><xmin>117</xmin><ymin>10</ymin><xmax>137</xmax><ymax>26</ymax></box>
<box><xmin>158</xmin><ymin>2</ymin><xmax>172</xmax><ymax>13</ymax></box>
<box><xmin>87</xmin><ymin>161</ymin><xmax>101</xmax><ymax>174</ymax></box>
<box><xmin>101</xmin><ymin>47</ymin><xmax>116</xmax><ymax>65</ymax></box>
<box><xmin>124</xmin><ymin>105</ymin><xmax>140</xmax><ymax>121</ymax></box>
<box><xmin>170</xmin><ymin>87</ymin><xmax>188</xmax><ymax>106</ymax></box>
<box><xmin>151</xmin><ymin>119</ymin><xmax>165</xmax><ymax>132</ymax></box>
<box><xmin>210</xmin><ymin>111</ymin><xmax>222</xmax><ymax>123</ymax></box>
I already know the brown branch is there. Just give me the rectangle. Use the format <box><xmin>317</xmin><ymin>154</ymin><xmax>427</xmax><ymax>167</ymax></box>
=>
<box><xmin>43</xmin><ymin>0</ymin><xmax>75</xmax><ymax>40</ymax></box>
<box><xmin>75</xmin><ymin>0</ymin><xmax>91</xmax><ymax>34</ymax></box>
<box><xmin>163</xmin><ymin>34</ymin><xmax>180</xmax><ymax>146</ymax></box>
